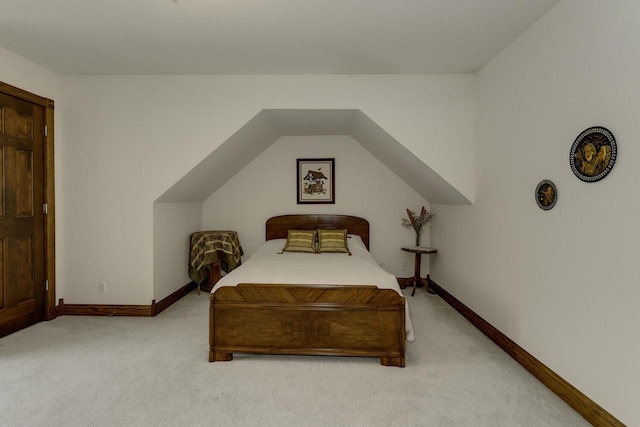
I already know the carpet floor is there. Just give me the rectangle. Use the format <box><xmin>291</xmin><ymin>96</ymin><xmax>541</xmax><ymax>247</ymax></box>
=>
<box><xmin>0</xmin><ymin>289</ymin><xmax>589</xmax><ymax>427</ymax></box>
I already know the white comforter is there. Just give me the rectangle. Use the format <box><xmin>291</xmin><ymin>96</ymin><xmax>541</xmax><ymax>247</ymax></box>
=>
<box><xmin>212</xmin><ymin>236</ymin><xmax>415</xmax><ymax>342</ymax></box>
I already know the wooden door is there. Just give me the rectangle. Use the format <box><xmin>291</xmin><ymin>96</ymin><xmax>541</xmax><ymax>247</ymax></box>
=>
<box><xmin>0</xmin><ymin>91</ymin><xmax>46</xmax><ymax>338</ymax></box>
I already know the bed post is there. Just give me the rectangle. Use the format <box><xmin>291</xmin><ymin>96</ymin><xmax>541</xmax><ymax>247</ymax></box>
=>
<box><xmin>381</xmin><ymin>356</ymin><xmax>405</xmax><ymax>367</ymax></box>
<box><xmin>209</xmin><ymin>292</ymin><xmax>215</xmax><ymax>362</ymax></box>
<box><xmin>209</xmin><ymin>292</ymin><xmax>233</xmax><ymax>362</ymax></box>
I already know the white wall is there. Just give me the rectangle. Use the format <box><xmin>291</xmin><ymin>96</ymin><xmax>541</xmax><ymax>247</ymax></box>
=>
<box><xmin>153</xmin><ymin>202</ymin><xmax>201</xmax><ymax>301</ymax></box>
<box><xmin>59</xmin><ymin>75</ymin><xmax>475</xmax><ymax>304</ymax></box>
<box><xmin>430</xmin><ymin>1</ymin><xmax>640</xmax><ymax>424</ymax></box>
<box><xmin>202</xmin><ymin>135</ymin><xmax>431</xmax><ymax>277</ymax></box>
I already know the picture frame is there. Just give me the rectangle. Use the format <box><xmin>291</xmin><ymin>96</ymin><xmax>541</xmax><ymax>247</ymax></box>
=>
<box><xmin>297</xmin><ymin>158</ymin><xmax>335</xmax><ymax>204</ymax></box>
<box><xmin>569</xmin><ymin>126</ymin><xmax>617</xmax><ymax>182</ymax></box>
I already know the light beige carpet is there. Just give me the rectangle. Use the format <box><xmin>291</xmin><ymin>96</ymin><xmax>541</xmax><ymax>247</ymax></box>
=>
<box><xmin>0</xmin><ymin>289</ymin><xmax>588</xmax><ymax>426</ymax></box>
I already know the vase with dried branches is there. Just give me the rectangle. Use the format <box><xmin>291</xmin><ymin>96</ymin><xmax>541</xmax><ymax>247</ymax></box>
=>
<box><xmin>401</xmin><ymin>206</ymin><xmax>434</xmax><ymax>247</ymax></box>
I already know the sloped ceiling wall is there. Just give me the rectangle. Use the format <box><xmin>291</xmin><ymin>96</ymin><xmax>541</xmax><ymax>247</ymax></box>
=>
<box><xmin>157</xmin><ymin>109</ymin><xmax>471</xmax><ymax>204</ymax></box>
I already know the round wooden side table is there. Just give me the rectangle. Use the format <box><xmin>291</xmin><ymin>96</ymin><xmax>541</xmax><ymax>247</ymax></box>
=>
<box><xmin>401</xmin><ymin>246</ymin><xmax>437</xmax><ymax>296</ymax></box>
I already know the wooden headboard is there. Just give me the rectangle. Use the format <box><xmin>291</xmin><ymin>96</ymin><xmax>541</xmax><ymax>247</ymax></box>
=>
<box><xmin>266</xmin><ymin>214</ymin><xmax>370</xmax><ymax>250</ymax></box>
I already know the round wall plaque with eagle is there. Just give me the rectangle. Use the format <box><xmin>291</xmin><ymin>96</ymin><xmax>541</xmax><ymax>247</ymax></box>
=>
<box><xmin>569</xmin><ymin>126</ymin><xmax>617</xmax><ymax>182</ymax></box>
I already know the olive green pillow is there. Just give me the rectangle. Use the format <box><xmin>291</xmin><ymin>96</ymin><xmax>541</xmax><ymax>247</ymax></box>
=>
<box><xmin>282</xmin><ymin>230</ymin><xmax>317</xmax><ymax>253</ymax></box>
<box><xmin>317</xmin><ymin>229</ymin><xmax>350</xmax><ymax>254</ymax></box>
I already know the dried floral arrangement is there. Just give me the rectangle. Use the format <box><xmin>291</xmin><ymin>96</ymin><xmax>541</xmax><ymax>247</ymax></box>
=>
<box><xmin>401</xmin><ymin>206</ymin><xmax>434</xmax><ymax>246</ymax></box>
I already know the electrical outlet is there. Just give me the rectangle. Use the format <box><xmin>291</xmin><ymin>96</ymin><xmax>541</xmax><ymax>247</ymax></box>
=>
<box><xmin>98</xmin><ymin>281</ymin><xmax>106</xmax><ymax>294</ymax></box>
<box><xmin>401</xmin><ymin>262</ymin><xmax>407</xmax><ymax>271</ymax></box>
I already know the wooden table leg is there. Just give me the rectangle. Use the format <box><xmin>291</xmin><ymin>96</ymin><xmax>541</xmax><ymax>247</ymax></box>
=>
<box><xmin>411</xmin><ymin>253</ymin><xmax>422</xmax><ymax>296</ymax></box>
<box><xmin>425</xmin><ymin>274</ymin><xmax>436</xmax><ymax>294</ymax></box>
<box><xmin>199</xmin><ymin>260</ymin><xmax>222</xmax><ymax>295</ymax></box>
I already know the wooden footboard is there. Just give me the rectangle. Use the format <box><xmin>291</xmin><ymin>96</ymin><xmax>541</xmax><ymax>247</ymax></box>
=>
<box><xmin>209</xmin><ymin>284</ymin><xmax>406</xmax><ymax>367</ymax></box>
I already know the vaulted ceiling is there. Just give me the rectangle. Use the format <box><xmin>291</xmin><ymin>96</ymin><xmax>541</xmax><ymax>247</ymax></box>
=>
<box><xmin>156</xmin><ymin>109</ymin><xmax>470</xmax><ymax>204</ymax></box>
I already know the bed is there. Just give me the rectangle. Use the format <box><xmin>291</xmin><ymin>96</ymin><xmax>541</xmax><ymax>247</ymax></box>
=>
<box><xmin>209</xmin><ymin>214</ymin><xmax>412</xmax><ymax>367</ymax></box>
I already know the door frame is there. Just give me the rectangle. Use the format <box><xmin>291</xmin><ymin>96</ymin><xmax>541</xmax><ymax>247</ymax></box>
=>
<box><xmin>0</xmin><ymin>81</ymin><xmax>56</xmax><ymax>321</ymax></box>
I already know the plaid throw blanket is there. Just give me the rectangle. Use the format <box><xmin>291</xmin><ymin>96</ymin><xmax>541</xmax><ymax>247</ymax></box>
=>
<box><xmin>189</xmin><ymin>231</ymin><xmax>243</xmax><ymax>284</ymax></box>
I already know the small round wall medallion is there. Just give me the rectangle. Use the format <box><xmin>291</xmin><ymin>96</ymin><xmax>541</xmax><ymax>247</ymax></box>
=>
<box><xmin>535</xmin><ymin>180</ymin><xmax>557</xmax><ymax>210</ymax></box>
<box><xmin>569</xmin><ymin>126</ymin><xmax>617</xmax><ymax>182</ymax></box>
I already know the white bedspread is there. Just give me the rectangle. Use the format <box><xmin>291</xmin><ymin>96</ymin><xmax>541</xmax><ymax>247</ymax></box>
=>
<box><xmin>212</xmin><ymin>236</ymin><xmax>415</xmax><ymax>342</ymax></box>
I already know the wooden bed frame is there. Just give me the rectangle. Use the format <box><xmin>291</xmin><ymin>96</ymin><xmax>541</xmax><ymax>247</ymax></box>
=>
<box><xmin>209</xmin><ymin>214</ymin><xmax>406</xmax><ymax>367</ymax></box>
